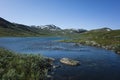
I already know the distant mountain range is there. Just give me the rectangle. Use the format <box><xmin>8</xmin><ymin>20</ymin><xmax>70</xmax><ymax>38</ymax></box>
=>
<box><xmin>37</xmin><ymin>24</ymin><xmax>61</xmax><ymax>31</ymax></box>
<box><xmin>0</xmin><ymin>17</ymin><xmax>63</xmax><ymax>36</ymax></box>
<box><xmin>0</xmin><ymin>17</ymin><xmax>115</xmax><ymax>37</ymax></box>
<box><xmin>0</xmin><ymin>17</ymin><xmax>88</xmax><ymax>36</ymax></box>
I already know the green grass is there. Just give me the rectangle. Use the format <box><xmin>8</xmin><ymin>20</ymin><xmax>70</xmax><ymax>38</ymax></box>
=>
<box><xmin>0</xmin><ymin>48</ymin><xmax>50</xmax><ymax>80</ymax></box>
<box><xmin>0</xmin><ymin>27</ymin><xmax>52</xmax><ymax>37</ymax></box>
<box><xmin>61</xmin><ymin>30</ymin><xmax>120</xmax><ymax>54</ymax></box>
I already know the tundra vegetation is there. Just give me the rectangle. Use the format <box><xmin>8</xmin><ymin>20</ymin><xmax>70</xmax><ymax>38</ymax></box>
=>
<box><xmin>61</xmin><ymin>29</ymin><xmax>120</xmax><ymax>54</ymax></box>
<box><xmin>0</xmin><ymin>48</ymin><xmax>51</xmax><ymax>80</ymax></box>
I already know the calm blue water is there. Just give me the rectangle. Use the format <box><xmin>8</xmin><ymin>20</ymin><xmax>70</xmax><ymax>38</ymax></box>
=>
<box><xmin>0</xmin><ymin>37</ymin><xmax>120</xmax><ymax>80</ymax></box>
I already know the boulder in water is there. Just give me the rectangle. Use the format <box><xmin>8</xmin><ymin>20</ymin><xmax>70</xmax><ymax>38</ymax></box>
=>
<box><xmin>60</xmin><ymin>58</ymin><xmax>80</xmax><ymax>66</ymax></box>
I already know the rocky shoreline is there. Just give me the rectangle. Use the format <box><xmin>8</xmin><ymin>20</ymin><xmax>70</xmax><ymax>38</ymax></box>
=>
<box><xmin>73</xmin><ymin>40</ymin><xmax>120</xmax><ymax>54</ymax></box>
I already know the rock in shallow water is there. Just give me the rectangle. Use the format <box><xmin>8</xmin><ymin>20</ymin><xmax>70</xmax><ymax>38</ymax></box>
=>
<box><xmin>60</xmin><ymin>58</ymin><xmax>80</xmax><ymax>66</ymax></box>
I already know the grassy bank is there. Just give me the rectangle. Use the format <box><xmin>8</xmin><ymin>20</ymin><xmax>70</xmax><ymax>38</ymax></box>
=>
<box><xmin>61</xmin><ymin>30</ymin><xmax>120</xmax><ymax>54</ymax></box>
<box><xmin>0</xmin><ymin>48</ymin><xmax>51</xmax><ymax>80</ymax></box>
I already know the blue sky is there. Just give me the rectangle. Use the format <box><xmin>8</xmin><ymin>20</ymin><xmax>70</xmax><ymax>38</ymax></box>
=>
<box><xmin>0</xmin><ymin>0</ymin><xmax>120</xmax><ymax>30</ymax></box>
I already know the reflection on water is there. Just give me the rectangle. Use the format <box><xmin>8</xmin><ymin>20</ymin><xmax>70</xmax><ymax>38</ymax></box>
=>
<box><xmin>0</xmin><ymin>37</ymin><xmax>120</xmax><ymax>80</ymax></box>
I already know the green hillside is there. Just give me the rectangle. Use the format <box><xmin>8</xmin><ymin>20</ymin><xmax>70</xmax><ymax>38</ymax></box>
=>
<box><xmin>0</xmin><ymin>17</ymin><xmax>87</xmax><ymax>37</ymax></box>
<box><xmin>0</xmin><ymin>17</ymin><xmax>62</xmax><ymax>37</ymax></box>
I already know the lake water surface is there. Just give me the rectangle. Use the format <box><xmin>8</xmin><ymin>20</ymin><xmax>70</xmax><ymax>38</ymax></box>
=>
<box><xmin>0</xmin><ymin>37</ymin><xmax>120</xmax><ymax>80</ymax></box>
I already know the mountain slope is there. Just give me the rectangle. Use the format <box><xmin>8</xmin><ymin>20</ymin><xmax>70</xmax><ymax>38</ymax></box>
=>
<box><xmin>0</xmin><ymin>17</ymin><xmax>40</xmax><ymax>36</ymax></box>
<box><xmin>0</xmin><ymin>17</ymin><xmax>87</xmax><ymax>37</ymax></box>
<box><xmin>0</xmin><ymin>17</ymin><xmax>62</xmax><ymax>36</ymax></box>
